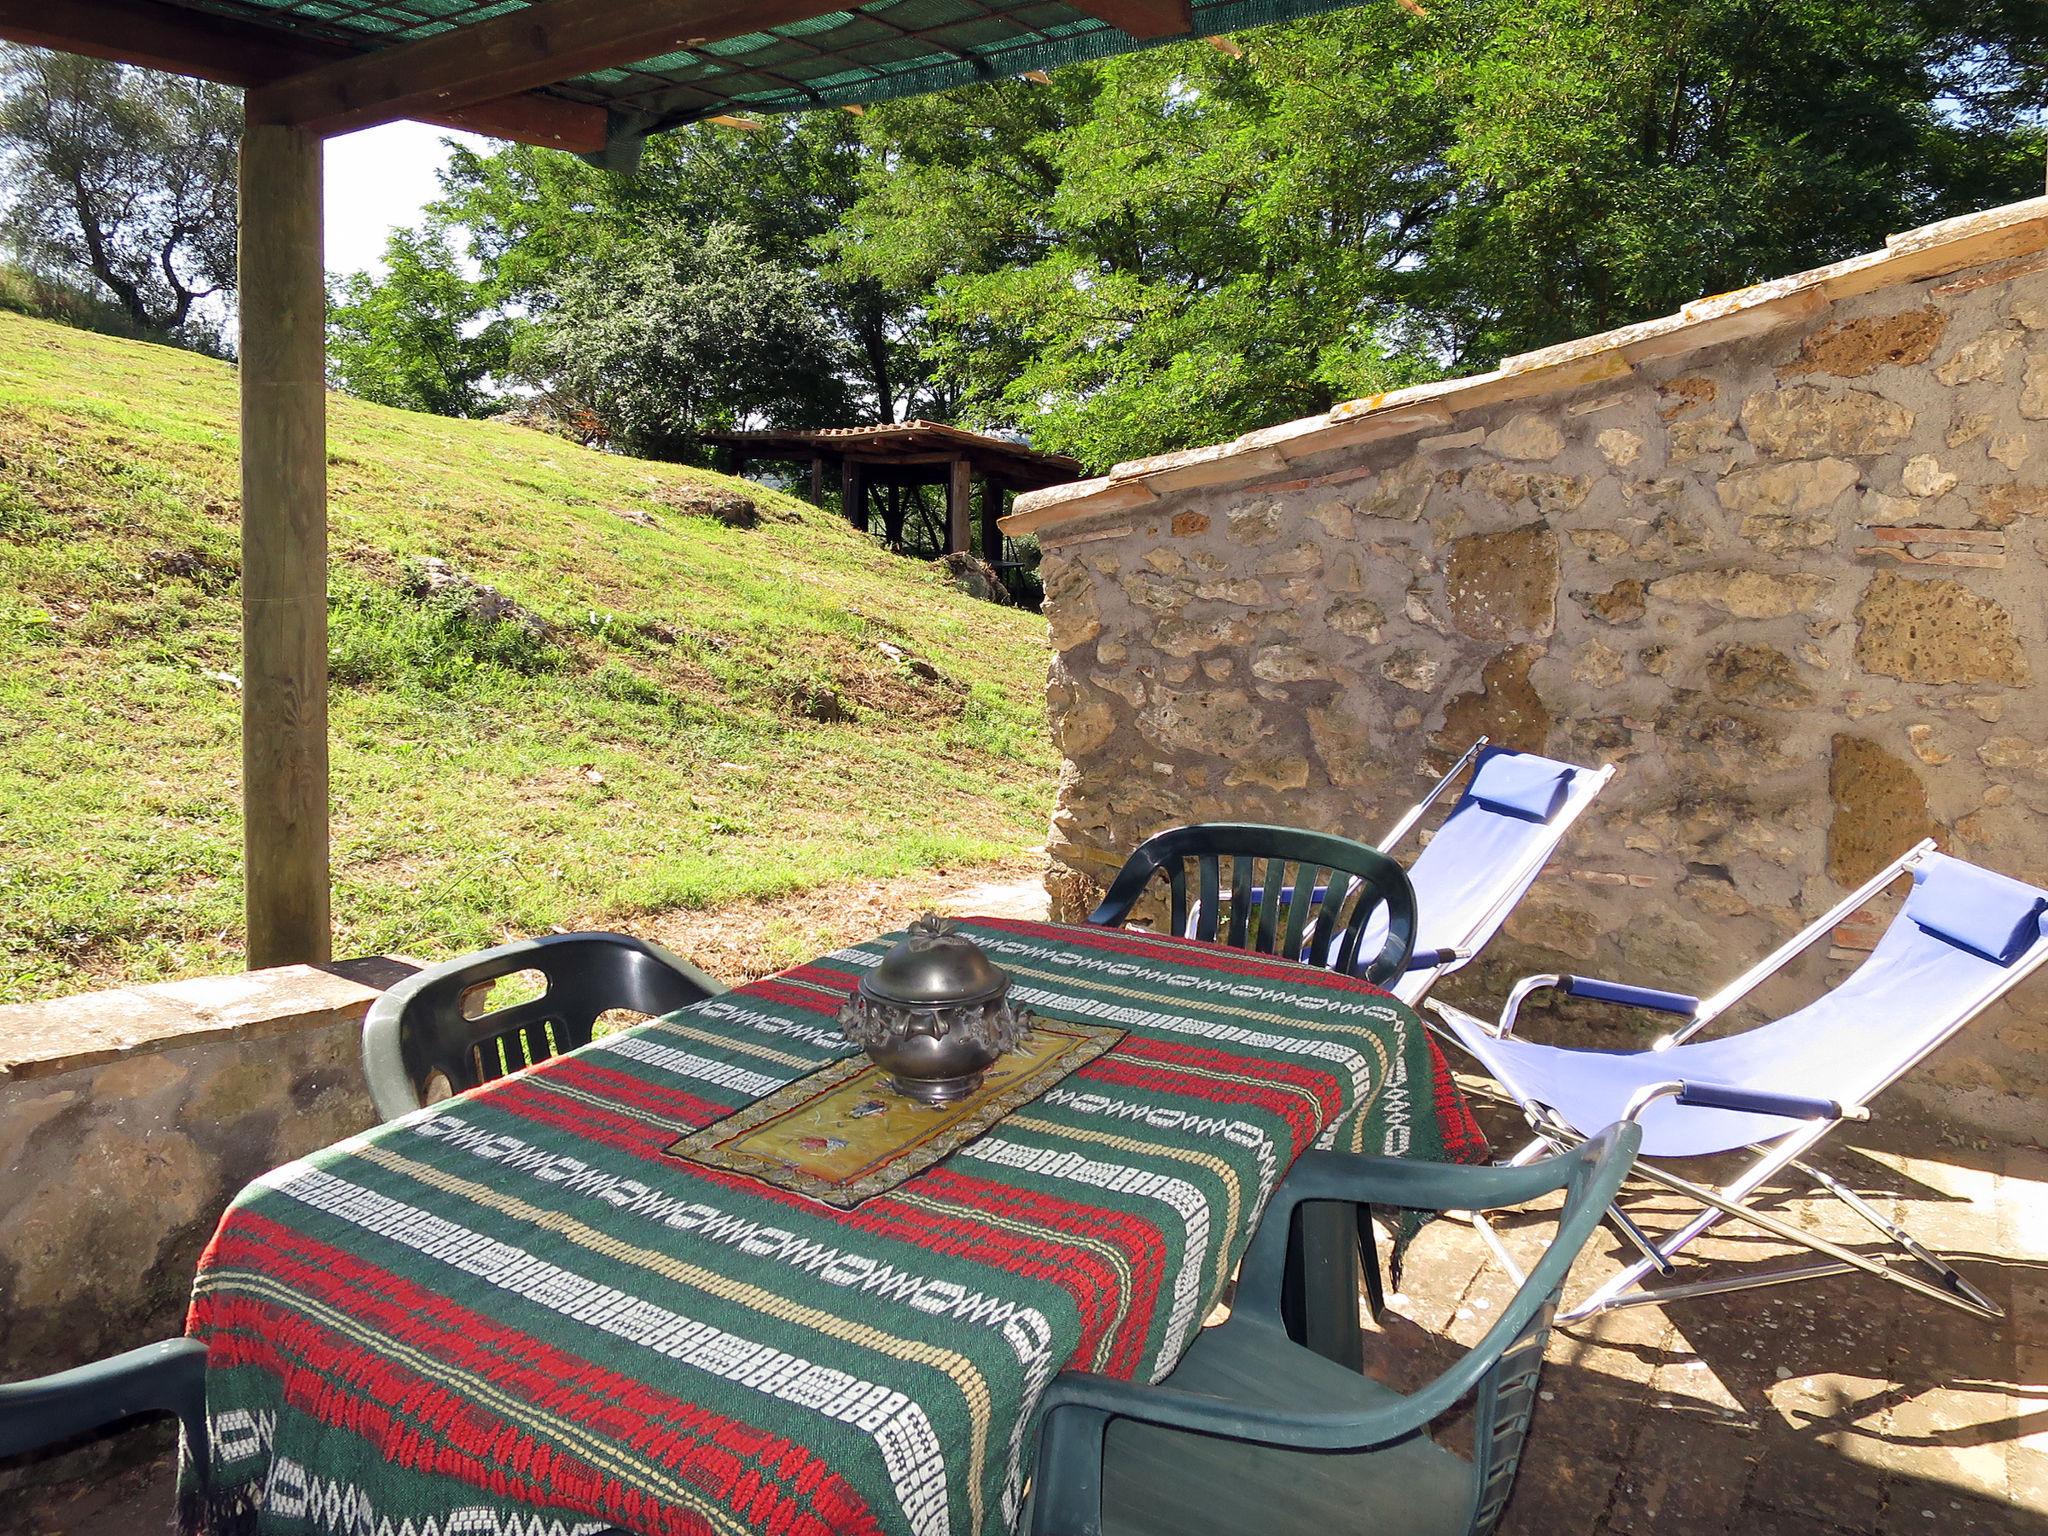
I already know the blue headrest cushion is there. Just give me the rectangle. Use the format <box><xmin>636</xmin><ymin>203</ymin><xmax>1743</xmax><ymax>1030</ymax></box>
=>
<box><xmin>1465</xmin><ymin>750</ymin><xmax>1575</xmax><ymax>824</ymax></box>
<box><xmin>1904</xmin><ymin>857</ymin><xmax>2048</xmax><ymax>966</ymax></box>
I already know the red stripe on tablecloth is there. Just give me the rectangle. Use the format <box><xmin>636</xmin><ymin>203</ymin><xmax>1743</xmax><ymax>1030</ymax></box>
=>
<box><xmin>1424</xmin><ymin>1036</ymin><xmax>1490</xmax><ymax>1163</ymax></box>
<box><xmin>1107</xmin><ymin>1035</ymin><xmax>1346</xmax><ymax>1130</ymax></box>
<box><xmin>743</xmin><ymin>973</ymin><xmax>852</xmax><ymax>1014</ymax></box>
<box><xmin>910</xmin><ymin>1168</ymin><xmax>1167</xmax><ymax>1377</ymax></box>
<box><xmin>1078</xmin><ymin>1053</ymin><xmax>1327</xmax><ymax>1152</ymax></box>
<box><xmin>967</xmin><ymin>916</ymin><xmax>1396</xmax><ymax>994</ymax></box>
<box><xmin>536</xmin><ymin>1054</ymin><xmax>734</xmax><ymax>1126</ymax></box>
<box><xmin>195</xmin><ymin>1214</ymin><xmax>876</xmax><ymax>1536</ymax></box>
<box><xmin>486</xmin><ymin>1067</ymin><xmax>1167</xmax><ymax>1376</ymax></box>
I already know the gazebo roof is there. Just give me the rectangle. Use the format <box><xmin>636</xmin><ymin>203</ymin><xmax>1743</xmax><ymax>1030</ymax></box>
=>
<box><xmin>703</xmin><ymin>420</ymin><xmax>1082</xmax><ymax>489</ymax></box>
<box><xmin>6</xmin><ymin>0</ymin><xmax>1340</xmax><ymax>158</ymax></box>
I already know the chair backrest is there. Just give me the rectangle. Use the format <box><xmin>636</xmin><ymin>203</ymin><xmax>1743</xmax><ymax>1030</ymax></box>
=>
<box><xmin>361</xmin><ymin>931</ymin><xmax>723</xmax><ymax>1120</ymax></box>
<box><xmin>1399</xmin><ymin>746</ymin><xmax>1610</xmax><ymax>974</ymax></box>
<box><xmin>1087</xmin><ymin>823</ymin><xmax>1417</xmax><ymax>983</ymax></box>
<box><xmin>1634</xmin><ymin>851</ymin><xmax>2048</xmax><ymax>1154</ymax></box>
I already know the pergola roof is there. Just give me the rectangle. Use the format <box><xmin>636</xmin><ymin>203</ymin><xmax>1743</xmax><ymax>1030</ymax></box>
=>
<box><xmin>3</xmin><ymin>0</ymin><xmax>1336</xmax><ymax>159</ymax></box>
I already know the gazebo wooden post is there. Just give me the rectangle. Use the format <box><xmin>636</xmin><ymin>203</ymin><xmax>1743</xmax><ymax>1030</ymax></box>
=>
<box><xmin>945</xmin><ymin>455</ymin><xmax>972</xmax><ymax>555</ymax></box>
<box><xmin>840</xmin><ymin>457</ymin><xmax>865</xmax><ymax>531</ymax></box>
<box><xmin>808</xmin><ymin>454</ymin><xmax>824</xmax><ymax>506</ymax></box>
<box><xmin>979</xmin><ymin>476</ymin><xmax>1003</xmax><ymax>566</ymax></box>
<box><xmin>238</xmin><ymin>121</ymin><xmax>331</xmax><ymax>968</ymax></box>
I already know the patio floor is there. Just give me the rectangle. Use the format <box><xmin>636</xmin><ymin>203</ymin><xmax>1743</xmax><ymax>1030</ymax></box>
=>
<box><xmin>1401</xmin><ymin>1087</ymin><xmax>2045</xmax><ymax>1536</ymax></box>
<box><xmin>20</xmin><ymin>1086</ymin><xmax>2045</xmax><ymax>1536</ymax></box>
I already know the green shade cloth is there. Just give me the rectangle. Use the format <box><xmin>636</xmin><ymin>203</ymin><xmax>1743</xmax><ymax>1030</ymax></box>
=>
<box><xmin>193</xmin><ymin>0</ymin><xmax>1348</xmax><ymax>131</ymax></box>
<box><xmin>186</xmin><ymin>916</ymin><xmax>1485</xmax><ymax>1536</ymax></box>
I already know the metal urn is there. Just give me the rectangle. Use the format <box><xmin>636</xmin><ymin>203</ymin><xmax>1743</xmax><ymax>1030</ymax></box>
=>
<box><xmin>836</xmin><ymin>915</ymin><xmax>1036</xmax><ymax>1104</ymax></box>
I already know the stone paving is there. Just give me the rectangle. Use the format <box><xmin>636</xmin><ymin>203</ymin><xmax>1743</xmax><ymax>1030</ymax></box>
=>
<box><xmin>1384</xmin><ymin>1088</ymin><xmax>2046</xmax><ymax>1536</ymax></box>
<box><xmin>22</xmin><ymin>1083</ymin><xmax>2045</xmax><ymax>1535</ymax></box>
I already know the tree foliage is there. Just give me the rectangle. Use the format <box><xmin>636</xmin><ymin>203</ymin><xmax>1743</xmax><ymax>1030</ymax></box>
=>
<box><xmin>524</xmin><ymin>222</ymin><xmax>851</xmax><ymax>461</ymax></box>
<box><xmin>328</xmin><ymin>227</ymin><xmax>509</xmax><ymax>417</ymax></box>
<box><xmin>326</xmin><ymin>0</ymin><xmax>2043</xmax><ymax>469</ymax></box>
<box><xmin>0</xmin><ymin>46</ymin><xmax>238</xmax><ymax>346</ymax></box>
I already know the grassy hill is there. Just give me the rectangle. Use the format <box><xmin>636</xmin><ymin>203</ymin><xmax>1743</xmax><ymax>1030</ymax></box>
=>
<box><xmin>0</xmin><ymin>312</ymin><xmax>1055</xmax><ymax>1003</ymax></box>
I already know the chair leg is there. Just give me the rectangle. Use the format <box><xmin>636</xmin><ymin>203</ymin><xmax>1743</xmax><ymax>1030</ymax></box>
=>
<box><xmin>1286</xmin><ymin>1200</ymin><xmax>1366</xmax><ymax>1371</ymax></box>
<box><xmin>1562</xmin><ymin>1160</ymin><xmax>2005</xmax><ymax>1323</ymax></box>
<box><xmin>1789</xmin><ymin>1158</ymin><xmax>2004</xmax><ymax>1317</ymax></box>
<box><xmin>1356</xmin><ymin>1206</ymin><xmax>1385</xmax><ymax>1321</ymax></box>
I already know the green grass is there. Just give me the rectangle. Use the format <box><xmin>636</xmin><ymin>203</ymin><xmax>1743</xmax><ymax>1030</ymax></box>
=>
<box><xmin>0</xmin><ymin>313</ymin><xmax>1054</xmax><ymax>1001</ymax></box>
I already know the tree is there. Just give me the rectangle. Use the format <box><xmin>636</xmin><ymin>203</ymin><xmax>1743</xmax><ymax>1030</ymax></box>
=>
<box><xmin>844</xmin><ymin>0</ymin><xmax>2046</xmax><ymax>467</ymax></box>
<box><xmin>435</xmin><ymin>115</ymin><xmax>938</xmax><ymax>424</ymax></box>
<box><xmin>328</xmin><ymin>227</ymin><xmax>510</xmax><ymax>417</ymax></box>
<box><xmin>0</xmin><ymin>46</ymin><xmax>238</xmax><ymax>345</ymax></box>
<box><xmin>525</xmin><ymin>221</ymin><xmax>852</xmax><ymax>461</ymax></box>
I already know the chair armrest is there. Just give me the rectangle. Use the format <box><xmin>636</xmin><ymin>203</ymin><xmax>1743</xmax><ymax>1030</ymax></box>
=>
<box><xmin>1495</xmin><ymin>972</ymin><xmax>1698</xmax><ymax>1039</ymax></box>
<box><xmin>1404</xmin><ymin>946</ymin><xmax>1464</xmax><ymax>972</ymax></box>
<box><xmin>1623</xmin><ymin>1080</ymin><xmax>1868</xmax><ymax>1124</ymax></box>
<box><xmin>0</xmin><ymin>1338</ymin><xmax>209</xmax><ymax>1463</ymax></box>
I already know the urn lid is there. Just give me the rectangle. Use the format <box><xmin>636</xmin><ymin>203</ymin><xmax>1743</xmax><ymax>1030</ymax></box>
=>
<box><xmin>860</xmin><ymin>915</ymin><xmax>1009</xmax><ymax>1007</ymax></box>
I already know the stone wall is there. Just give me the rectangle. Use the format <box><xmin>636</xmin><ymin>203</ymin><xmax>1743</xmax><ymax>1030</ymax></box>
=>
<box><xmin>1031</xmin><ymin>240</ymin><xmax>2048</xmax><ymax>1143</ymax></box>
<box><xmin>0</xmin><ymin>960</ymin><xmax>405</xmax><ymax>1501</ymax></box>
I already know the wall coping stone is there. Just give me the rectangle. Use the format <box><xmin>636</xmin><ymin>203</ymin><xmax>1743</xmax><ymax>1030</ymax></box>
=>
<box><xmin>0</xmin><ymin>956</ymin><xmax>418</xmax><ymax>1083</ymax></box>
<box><xmin>1006</xmin><ymin>193</ymin><xmax>2048</xmax><ymax>536</ymax></box>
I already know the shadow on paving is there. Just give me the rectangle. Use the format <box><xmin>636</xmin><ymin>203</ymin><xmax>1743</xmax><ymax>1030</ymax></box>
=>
<box><xmin>1387</xmin><ymin>1091</ymin><xmax>2047</xmax><ymax>1536</ymax></box>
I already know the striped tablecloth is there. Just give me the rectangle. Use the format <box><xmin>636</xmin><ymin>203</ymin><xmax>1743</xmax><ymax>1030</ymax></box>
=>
<box><xmin>187</xmin><ymin>917</ymin><xmax>1485</xmax><ymax>1536</ymax></box>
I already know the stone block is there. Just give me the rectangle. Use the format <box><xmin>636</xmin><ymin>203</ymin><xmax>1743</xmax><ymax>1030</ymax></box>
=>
<box><xmin>1782</xmin><ymin>305</ymin><xmax>1945</xmax><ymax>378</ymax></box>
<box><xmin>1650</xmin><ymin>568</ymin><xmax>1831</xmax><ymax>620</ymax></box>
<box><xmin>1705</xmin><ymin>644</ymin><xmax>1817</xmax><ymax>710</ymax></box>
<box><xmin>1827</xmin><ymin>734</ymin><xmax>1936</xmax><ymax>884</ymax></box>
<box><xmin>1853</xmin><ymin>570</ymin><xmax>2028</xmax><ymax>686</ymax></box>
<box><xmin>1740</xmin><ymin>385</ymin><xmax>1914</xmax><ymax>458</ymax></box>
<box><xmin>1717</xmin><ymin>457</ymin><xmax>1859</xmax><ymax>516</ymax></box>
<box><xmin>1445</xmin><ymin>523</ymin><xmax>1559</xmax><ymax>641</ymax></box>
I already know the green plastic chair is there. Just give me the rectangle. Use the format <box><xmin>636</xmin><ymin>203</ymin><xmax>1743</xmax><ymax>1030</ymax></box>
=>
<box><xmin>362</xmin><ymin>930</ymin><xmax>724</xmax><ymax>1121</ymax></box>
<box><xmin>1087</xmin><ymin>823</ymin><xmax>1418</xmax><ymax>984</ymax></box>
<box><xmin>0</xmin><ymin>1337</ymin><xmax>209</xmax><ymax>1479</ymax></box>
<box><xmin>1024</xmin><ymin>1123</ymin><xmax>1640</xmax><ymax>1536</ymax></box>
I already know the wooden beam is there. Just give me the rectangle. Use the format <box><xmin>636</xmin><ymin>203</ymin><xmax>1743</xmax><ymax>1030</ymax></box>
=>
<box><xmin>945</xmin><ymin>457</ymin><xmax>972</xmax><ymax>555</ymax></box>
<box><xmin>0</xmin><ymin>0</ymin><xmax>606</xmax><ymax>151</ymax></box>
<box><xmin>239</xmin><ymin>121</ymin><xmax>331</xmax><ymax>967</ymax></box>
<box><xmin>1064</xmin><ymin>0</ymin><xmax>1193</xmax><ymax>40</ymax></box>
<box><xmin>247</xmin><ymin>0</ymin><xmax>843</xmax><ymax>140</ymax></box>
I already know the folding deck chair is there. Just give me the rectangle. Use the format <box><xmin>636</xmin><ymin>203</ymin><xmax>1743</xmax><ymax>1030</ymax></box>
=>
<box><xmin>1429</xmin><ymin>839</ymin><xmax>2046</xmax><ymax>1323</ymax></box>
<box><xmin>1219</xmin><ymin>739</ymin><xmax>1613</xmax><ymax>1003</ymax></box>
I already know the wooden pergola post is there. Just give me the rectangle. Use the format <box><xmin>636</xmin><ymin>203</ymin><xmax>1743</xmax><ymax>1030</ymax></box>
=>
<box><xmin>979</xmin><ymin>477</ymin><xmax>1003</xmax><ymax>566</ymax></box>
<box><xmin>840</xmin><ymin>457</ymin><xmax>865</xmax><ymax>531</ymax></box>
<box><xmin>238</xmin><ymin>122</ymin><xmax>330</xmax><ymax>968</ymax></box>
<box><xmin>945</xmin><ymin>456</ymin><xmax>972</xmax><ymax>555</ymax></box>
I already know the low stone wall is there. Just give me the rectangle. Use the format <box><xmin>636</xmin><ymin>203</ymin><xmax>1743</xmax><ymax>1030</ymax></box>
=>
<box><xmin>0</xmin><ymin>959</ymin><xmax>408</xmax><ymax>1499</ymax></box>
<box><xmin>1027</xmin><ymin>231</ymin><xmax>2048</xmax><ymax>1143</ymax></box>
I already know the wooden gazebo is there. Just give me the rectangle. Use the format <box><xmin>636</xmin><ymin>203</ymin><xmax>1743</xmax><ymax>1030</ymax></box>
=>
<box><xmin>702</xmin><ymin>421</ymin><xmax>1080</xmax><ymax>563</ymax></box>
<box><xmin>0</xmin><ymin>0</ymin><xmax>1358</xmax><ymax>969</ymax></box>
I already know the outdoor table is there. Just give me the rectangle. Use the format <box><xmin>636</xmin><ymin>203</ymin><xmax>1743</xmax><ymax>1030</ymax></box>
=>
<box><xmin>185</xmin><ymin>916</ymin><xmax>1486</xmax><ymax>1536</ymax></box>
